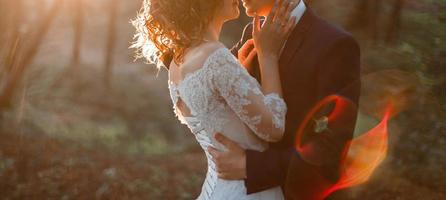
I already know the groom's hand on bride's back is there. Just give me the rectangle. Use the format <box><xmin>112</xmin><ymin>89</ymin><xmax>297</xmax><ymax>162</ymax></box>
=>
<box><xmin>208</xmin><ymin>133</ymin><xmax>247</xmax><ymax>180</ymax></box>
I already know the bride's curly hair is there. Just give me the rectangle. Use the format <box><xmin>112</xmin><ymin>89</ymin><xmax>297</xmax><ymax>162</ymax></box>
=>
<box><xmin>132</xmin><ymin>0</ymin><xmax>223</xmax><ymax>69</ymax></box>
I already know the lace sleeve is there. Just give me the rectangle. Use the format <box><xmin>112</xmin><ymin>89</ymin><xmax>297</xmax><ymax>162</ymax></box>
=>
<box><xmin>210</xmin><ymin>49</ymin><xmax>287</xmax><ymax>142</ymax></box>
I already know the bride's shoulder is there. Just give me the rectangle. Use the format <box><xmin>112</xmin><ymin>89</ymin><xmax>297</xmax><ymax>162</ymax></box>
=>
<box><xmin>181</xmin><ymin>42</ymin><xmax>229</xmax><ymax>70</ymax></box>
<box><xmin>189</xmin><ymin>42</ymin><xmax>228</xmax><ymax>59</ymax></box>
<box><xmin>200</xmin><ymin>41</ymin><xmax>226</xmax><ymax>52</ymax></box>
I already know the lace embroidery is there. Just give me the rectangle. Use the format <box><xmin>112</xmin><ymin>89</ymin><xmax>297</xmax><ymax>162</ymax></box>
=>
<box><xmin>168</xmin><ymin>47</ymin><xmax>287</xmax><ymax>142</ymax></box>
<box><xmin>208</xmin><ymin>49</ymin><xmax>287</xmax><ymax>141</ymax></box>
<box><xmin>264</xmin><ymin>93</ymin><xmax>287</xmax><ymax>132</ymax></box>
<box><xmin>167</xmin><ymin>47</ymin><xmax>287</xmax><ymax>199</ymax></box>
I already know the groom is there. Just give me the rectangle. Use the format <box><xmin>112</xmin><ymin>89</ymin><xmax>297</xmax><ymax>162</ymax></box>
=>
<box><xmin>208</xmin><ymin>0</ymin><xmax>361</xmax><ymax>199</ymax></box>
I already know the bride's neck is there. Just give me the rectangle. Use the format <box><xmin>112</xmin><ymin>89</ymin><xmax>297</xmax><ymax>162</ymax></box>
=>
<box><xmin>203</xmin><ymin>19</ymin><xmax>223</xmax><ymax>42</ymax></box>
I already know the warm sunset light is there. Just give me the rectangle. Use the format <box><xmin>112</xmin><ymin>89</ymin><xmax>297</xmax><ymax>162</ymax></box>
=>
<box><xmin>0</xmin><ymin>0</ymin><xmax>444</xmax><ymax>199</ymax></box>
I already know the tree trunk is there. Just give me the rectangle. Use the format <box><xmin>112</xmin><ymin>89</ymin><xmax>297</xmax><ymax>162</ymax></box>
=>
<box><xmin>386</xmin><ymin>0</ymin><xmax>404</xmax><ymax>43</ymax></box>
<box><xmin>1</xmin><ymin>0</ymin><xmax>23</xmax><ymax>74</ymax></box>
<box><xmin>347</xmin><ymin>0</ymin><xmax>382</xmax><ymax>42</ymax></box>
<box><xmin>104</xmin><ymin>0</ymin><xmax>119</xmax><ymax>88</ymax></box>
<box><xmin>0</xmin><ymin>0</ymin><xmax>23</xmax><ymax>106</ymax></box>
<box><xmin>71</xmin><ymin>0</ymin><xmax>84</xmax><ymax>68</ymax></box>
<box><xmin>0</xmin><ymin>0</ymin><xmax>8</xmax><ymax>53</ymax></box>
<box><xmin>369</xmin><ymin>0</ymin><xmax>381</xmax><ymax>42</ymax></box>
<box><xmin>347</xmin><ymin>0</ymin><xmax>369</xmax><ymax>29</ymax></box>
<box><xmin>0</xmin><ymin>0</ymin><xmax>63</xmax><ymax>114</ymax></box>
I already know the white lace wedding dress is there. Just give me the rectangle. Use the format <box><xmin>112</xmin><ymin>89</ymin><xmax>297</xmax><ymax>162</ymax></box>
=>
<box><xmin>168</xmin><ymin>47</ymin><xmax>286</xmax><ymax>200</ymax></box>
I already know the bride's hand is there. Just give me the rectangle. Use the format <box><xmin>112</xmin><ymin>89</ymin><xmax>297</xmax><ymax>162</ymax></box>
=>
<box><xmin>238</xmin><ymin>39</ymin><xmax>257</xmax><ymax>69</ymax></box>
<box><xmin>252</xmin><ymin>0</ymin><xmax>297</xmax><ymax>60</ymax></box>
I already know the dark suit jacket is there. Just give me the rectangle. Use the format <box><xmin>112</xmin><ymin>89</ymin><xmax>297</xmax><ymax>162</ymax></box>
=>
<box><xmin>231</xmin><ymin>8</ymin><xmax>361</xmax><ymax>200</ymax></box>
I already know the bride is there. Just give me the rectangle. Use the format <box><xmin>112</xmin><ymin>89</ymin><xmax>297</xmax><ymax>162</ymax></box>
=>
<box><xmin>133</xmin><ymin>0</ymin><xmax>296</xmax><ymax>199</ymax></box>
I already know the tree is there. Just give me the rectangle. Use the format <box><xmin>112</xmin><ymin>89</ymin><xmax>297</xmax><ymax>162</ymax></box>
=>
<box><xmin>0</xmin><ymin>0</ymin><xmax>23</xmax><ymax>75</ymax></box>
<box><xmin>104</xmin><ymin>0</ymin><xmax>119</xmax><ymax>88</ymax></box>
<box><xmin>385</xmin><ymin>0</ymin><xmax>404</xmax><ymax>43</ymax></box>
<box><xmin>0</xmin><ymin>0</ymin><xmax>63</xmax><ymax>115</ymax></box>
<box><xmin>71</xmin><ymin>0</ymin><xmax>85</xmax><ymax>68</ymax></box>
<box><xmin>347</xmin><ymin>0</ymin><xmax>405</xmax><ymax>44</ymax></box>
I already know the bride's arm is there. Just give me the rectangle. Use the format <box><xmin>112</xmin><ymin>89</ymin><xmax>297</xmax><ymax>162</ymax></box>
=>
<box><xmin>212</xmin><ymin>0</ymin><xmax>297</xmax><ymax>142</ymax></box>
<box><xmin>252</xmin><ymin>0</ymin><xmax>296</xmax><ymax>97</ymax></box>
<box><xmin>211</xmin><ymin>49</ymin><xmax>287</xmax><ymax>142</ymax></box>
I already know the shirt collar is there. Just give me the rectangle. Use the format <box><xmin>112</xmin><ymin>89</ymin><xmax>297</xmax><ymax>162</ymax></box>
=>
<box><xmin>291</xmin><ymin>0</ymin><xmax>306</xmax><ymax>25</ymax></box>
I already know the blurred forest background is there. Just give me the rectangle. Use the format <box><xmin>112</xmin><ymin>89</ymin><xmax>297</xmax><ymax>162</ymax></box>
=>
<box><xmin>0</xmin><ymin>0</ymin><xmax>445</xmax><ymax>199</ymax></box>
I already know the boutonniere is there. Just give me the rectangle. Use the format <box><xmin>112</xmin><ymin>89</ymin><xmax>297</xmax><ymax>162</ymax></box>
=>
<box><xmin>313</xmin><ymin>116</ymin><xmax>331</xmax><ymax>133</ymax></box>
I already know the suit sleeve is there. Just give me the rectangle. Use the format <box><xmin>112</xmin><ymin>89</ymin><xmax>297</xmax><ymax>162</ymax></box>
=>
<box><xmin>244</xmin><ymin>35</ymin><xmax>361</xmax><ymax>194</ymax></box>
<box><xmin>309</xmin><ymin>35</ymin><xmax>361</xmax><ymax>181</ymax></box>
<box><xmin>245</xmin><ymin>147</ymin><xmax>294</xmax><ymax>194</ymax></box>
<box><xmin>301</xmin><ymin>36</ymin><xmax>361</xmax><ymax>182</ymax></box>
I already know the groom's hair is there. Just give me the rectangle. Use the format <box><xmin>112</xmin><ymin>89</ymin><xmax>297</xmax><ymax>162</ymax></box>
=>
<box><xmin>133</xmin><ymin>0</ymin><xmax>223</xmax><ymax>68</ymax></box>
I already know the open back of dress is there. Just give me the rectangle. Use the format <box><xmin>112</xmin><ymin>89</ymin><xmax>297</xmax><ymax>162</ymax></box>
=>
<box><xmin>167</xmin><ymin>47</ymin><xmax>287</xmax><ymax>200</ymax></box>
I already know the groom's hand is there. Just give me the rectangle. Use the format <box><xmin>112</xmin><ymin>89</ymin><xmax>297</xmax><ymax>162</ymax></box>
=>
<box><xmin>208</xmin><ymin>133</ymin><xmax>247</xmax><ymax>180</ymax></box>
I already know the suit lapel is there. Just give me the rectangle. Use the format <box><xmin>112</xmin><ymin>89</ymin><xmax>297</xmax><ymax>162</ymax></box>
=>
<box><xmin>279</xmin><ymin>8</ymin><xmax>316</xmax><ymax>69</ymax></box>
<box><xmin>239</xmin><ymin>8</ymin><xmax>316</xmax><ymax>83</ymax></box>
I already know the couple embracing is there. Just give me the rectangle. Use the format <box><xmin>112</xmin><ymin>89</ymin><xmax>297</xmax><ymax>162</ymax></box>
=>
<box><xmin>133</xmin><ymin>0</ymin><xmax>360</xmax><ymax>199</ymax></box>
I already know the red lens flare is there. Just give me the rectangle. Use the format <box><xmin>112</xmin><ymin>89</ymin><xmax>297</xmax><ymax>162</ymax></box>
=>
<box><xmin>324</xmin><ymin>106</ymin><xmax>391</xmax><ymax>198</ymax></box>
<box><xmin>293</xmin><ymin>95</ymin><xmax>394</xmax><ymax>199</ymax></box>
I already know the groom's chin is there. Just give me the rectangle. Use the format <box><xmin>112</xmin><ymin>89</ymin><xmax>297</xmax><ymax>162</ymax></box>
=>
<box><xmin>246</xmin><ymin>12</ymin><xmax>255</xmax><ymax>17</ymax></box>
<box><xmin>244</xmin><ymin>9</ymin><xmax>256</xmax><ymax>17</ymax></box>
<box><xmin>243</xmin><ymin>7</ymin><xmax>262</xmax><ymax>17</ymax></box>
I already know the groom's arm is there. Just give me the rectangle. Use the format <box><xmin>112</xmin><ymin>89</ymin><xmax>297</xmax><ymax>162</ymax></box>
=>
<box><xmin>244</xmin><ymin>147</ymin><xmax>295</xmax><ymax>193</ymax></box>
<box><xmin>244</xmin><ymin>35</ymin><xmax>361</xmax><ymax>194</ymax></box>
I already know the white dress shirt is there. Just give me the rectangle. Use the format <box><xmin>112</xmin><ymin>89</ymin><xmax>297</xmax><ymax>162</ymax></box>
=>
<box><xmin>256</xmin><ymin>0</ymin><xmax>306</xmax><ymax>54</ymax></box>
<box><xmin>291</xmin><ymin>0</ymin><xmax>307</xmax><ymax>25</ymax></box>
<box><xmin>279</xmin><ymin>0</ymin><xmax>306</xmax><ymax>53</ymax></box>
